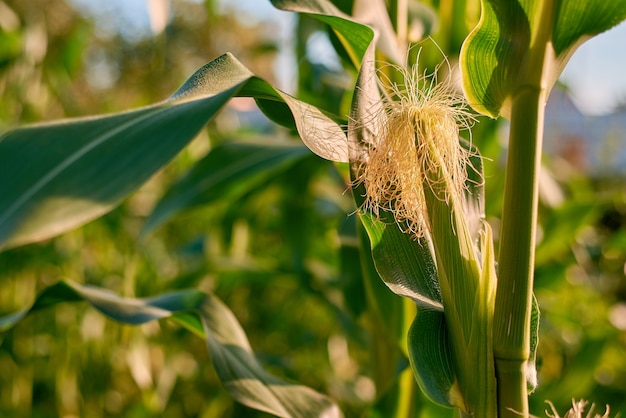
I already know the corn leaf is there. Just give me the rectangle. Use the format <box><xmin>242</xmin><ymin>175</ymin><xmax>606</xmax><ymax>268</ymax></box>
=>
<box><xmin>0</xmin><ymin>281</ymin><xmax>341</xmax><ymax>418</ymax></box>
<box><xmin>142</xmin><ymin>141</ymin><xmax>313</xmax><ymax>235</ymax></box>
<box><xmin>270</xmin><ymin>0</ymin><xmax>374</xmax><ymax>67</ymax></box>
<box><xmin>407</xmin><ymin>308</ymin><xmax>460</xmax><ymax>408</ymax></box>
<box><xmin>357</xmin><ymin>207</ymin><xmax>442</xmax><ymax>310</ymax></box>
<box><xmin>0</xmin><ymin>53</ymin><xmax>347</xmax><ymax>250</ymax></box>
<box><xmin>461</xmin><ymin>0</ymin><xmax>626</xmax><ymax>117</ymax></box>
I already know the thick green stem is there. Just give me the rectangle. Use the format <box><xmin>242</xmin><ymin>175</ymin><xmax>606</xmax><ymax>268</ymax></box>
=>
<box><xmin>494</xmin><ymin>85</ymin><xmax>546</xmax><ymax>417</ymax></box>
<box><xmin>493</xmin><ymin>0</ymin><xmax>555</xmax><ymax>413</ymax></box>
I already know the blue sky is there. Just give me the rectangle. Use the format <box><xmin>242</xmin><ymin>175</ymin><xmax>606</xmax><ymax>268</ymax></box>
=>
<box><xmin>217</xmin><ymin>1</ymin><xmax>626</xmax><ymax>116</ymax></box>
<box><xmin>560</xmin><ymin>21</ymin><xmax>626</xmax><ymax>115</ymax></box>
<box><xmin>70</xmin><ymin>0</ymin><xmax>626</xmax><ymax>116</ymax></box>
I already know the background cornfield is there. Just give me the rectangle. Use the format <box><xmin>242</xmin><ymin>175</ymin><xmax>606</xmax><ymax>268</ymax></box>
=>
<box><xmin>1</xmin><ymin>0</ymin><xmax>625</xmax><ymax>417</ymax></box>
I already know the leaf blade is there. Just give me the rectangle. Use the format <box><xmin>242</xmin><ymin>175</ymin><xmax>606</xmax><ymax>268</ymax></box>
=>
<box><xmin>270</xmin><ymin>0</ymin><xmax>374</xmax><ymax>67</ymax></box>
<box><xmin>0</xmin><ymin>89</ymin><xmax>239</xmax><ymax>249</ymax></box>
<box><xmin>407</xmin><ymin>308</ymin><xmax>462</xmax><ymax>408</ymax></box>
<box><xmin>0</xmin><ymin>280</ymin><xmax>341</xmax><ymax>418</ymax></box>
<box><xmin>460</xmin><ymin>0</ymin><xmax>626</xmax><ymax>118</ymax></box>
<box><xmin>0</xmin><ymin>53</ymin><xmax>347</xmax><ymax>250</ymax></box>
<box><xmin>142</xmin><ymin>141</ymin><xmax>312</xmax><ymax>234</ymax></box>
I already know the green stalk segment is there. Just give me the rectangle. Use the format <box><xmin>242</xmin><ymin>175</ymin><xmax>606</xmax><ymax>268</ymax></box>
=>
<box><xmin>493</xmin><ymin>2</ymin><xmax>553</xmax><ymax>414</ymax></box>
<box><xmin>494</xmin><ymin>84</ymin><xmax>546</xmax><ymax>417</ymax></box>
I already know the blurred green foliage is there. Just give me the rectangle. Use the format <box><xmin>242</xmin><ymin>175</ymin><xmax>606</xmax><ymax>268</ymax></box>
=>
<box><xmin>0</xmin><ymin>0</ymin><xmax>625</xmax><ymax>417</ymax></box>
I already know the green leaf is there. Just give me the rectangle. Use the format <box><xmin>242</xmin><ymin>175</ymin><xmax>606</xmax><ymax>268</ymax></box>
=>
<box><xmin>270</xmin><ymin>0</ymin><xmax>374</xmax><ymax>68</ymax></box>
<box><xmin>0</xmin><ymin>53</ymin><xmax>347</xmax><ymax>250</ymax></box>
<box><xmin>527</xmin><ymin>294</ymin><xmax>540</xmax><ymax>393</ymax></box>
<box><xmin>142</xmin><ymin>141</ymin><xmax>312</xmax><ymax>235</ymax></box>
<box><xmin>407</xmin><ymin>308</ymin><xmax>461</xmax><ymax>408</ymax></box>
<box><xmin>553</xmin><ymin>1</ymin><xmax>626</xmax><ymax>55</ymax></box>
<box><xmin>0</xmin><ymin>280</ymin><xmax>341</xmax><ymax>418</ymax></box>
<box><xmin>0</xmin><ymin>85</ymin><xmax>237</xmax><ymax>250</ymax></box>
<box><xmin>358</xmin><ymin>207</ymin><xmax>442</xmax><ymax>310</ymax></box>
<box><xmin>460</xmin><ymin>0</ymin><xmax>626</xmax><ymax>118</ymax></box>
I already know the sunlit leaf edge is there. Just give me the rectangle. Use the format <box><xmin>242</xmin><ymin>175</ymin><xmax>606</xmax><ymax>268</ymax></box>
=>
<box><xmin>0</xmin><ymin>53</ymin><xmax>348</xmax><ymax>251</ymax></box>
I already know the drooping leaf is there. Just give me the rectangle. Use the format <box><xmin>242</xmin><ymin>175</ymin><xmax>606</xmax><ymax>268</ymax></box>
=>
<box><xmin>270</xmin><ymin>0</ymin><xmax>374</xmax><ymax>68</ymax></box>
<box><xmin>0</xmin><ymin>85</ymin><xmax>237</xmax><ymax>250</ymax></box>
<box><xmin>460</xmin><ymin>0</ymin><xmax>626</xmax><ymax>118</ymax></box>
<box><xmin>0</xmin><ymin>53</ymin><xmax>347</xmax><ymax>250</ymax></box>
<box><xmin>0</xmin><ymin>280</ymin><xmax>341</xmax><ymax>418</ymax></box>
<box><xmin>357</xmin><ymin>207</ymin><xmax>442</xmax><ymax>310</ymax></box>
<box><xmin>198</xmin><ymin>293</ymin><xmax>341</xmax><ymax>418</ymax></box>
<box><xmin>142</xmin><ymin>141</ymin><xmax>313</xmax><ymax>235</ymax></box>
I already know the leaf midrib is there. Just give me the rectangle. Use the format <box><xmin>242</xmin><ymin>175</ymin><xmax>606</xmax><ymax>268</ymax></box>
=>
<box><xmin>0</xmin><ymin>105</ymin><xmax>172</xmax><ymax>230</ymax></box>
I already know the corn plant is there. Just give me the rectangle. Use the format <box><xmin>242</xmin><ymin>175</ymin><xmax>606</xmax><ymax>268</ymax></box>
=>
<box><xmin>1</xmin><ymin>0</ymin><xmax>625</xmax><ymax>417</ymax></box>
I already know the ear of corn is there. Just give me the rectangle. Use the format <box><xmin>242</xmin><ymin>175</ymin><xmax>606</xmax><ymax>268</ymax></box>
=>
<box><xmin>349</xmin><ymin>47</ymin><xmax>498</xmax><ymax>416</ymax></box>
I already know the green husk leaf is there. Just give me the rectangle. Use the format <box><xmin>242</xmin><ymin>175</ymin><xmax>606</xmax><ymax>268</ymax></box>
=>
<box><xmin>357</xmin><ymin>206</ymin><xmax>442</xmax><ymax>310</ymax></box>
<box><xmin>407</xmin><ymin>308</ymin><xmax>462</xmax><ymax>408</ymax></box>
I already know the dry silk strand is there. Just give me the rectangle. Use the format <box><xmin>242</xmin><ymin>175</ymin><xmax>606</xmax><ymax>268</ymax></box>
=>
<box><xmin>355</xmin><ymin>58</ymin><xmax>475</xmax><ymax>236</ymax></box>
<box><xmin>544</xmin><ymin>400</ymin><xmax>612</xmax><ymax>418</ymax></box>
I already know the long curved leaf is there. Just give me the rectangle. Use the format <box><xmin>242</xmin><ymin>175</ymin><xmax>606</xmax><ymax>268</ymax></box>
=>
<box><xmin>1</xmin><ymin>2</ymin><xmax>380</xmax><ymax>250</ymax></box>
<box><xmin>0</xmin><ymin>53</ymin><xmax>347</xmax><ymax>250</ymax></box>
<box><xmin>270</xmin><ymin>0</ymin><xmax>374</xmax><ymax>67</ymax></box>
<box><xmin>142</xmin><ymin>141</ymin><xmax>313</xmax><ymax>235</ymax></box>
<box><xmin>0</xmin><ymin>280</ymin><xmax>341</xmax><ymax>418</ymax></box>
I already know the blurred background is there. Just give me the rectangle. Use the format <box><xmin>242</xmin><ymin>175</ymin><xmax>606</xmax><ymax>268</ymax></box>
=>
<box><xmin>0</xmin><ymin>0</ymin><xmax>625</xmax><ymax>417</ymax></box>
